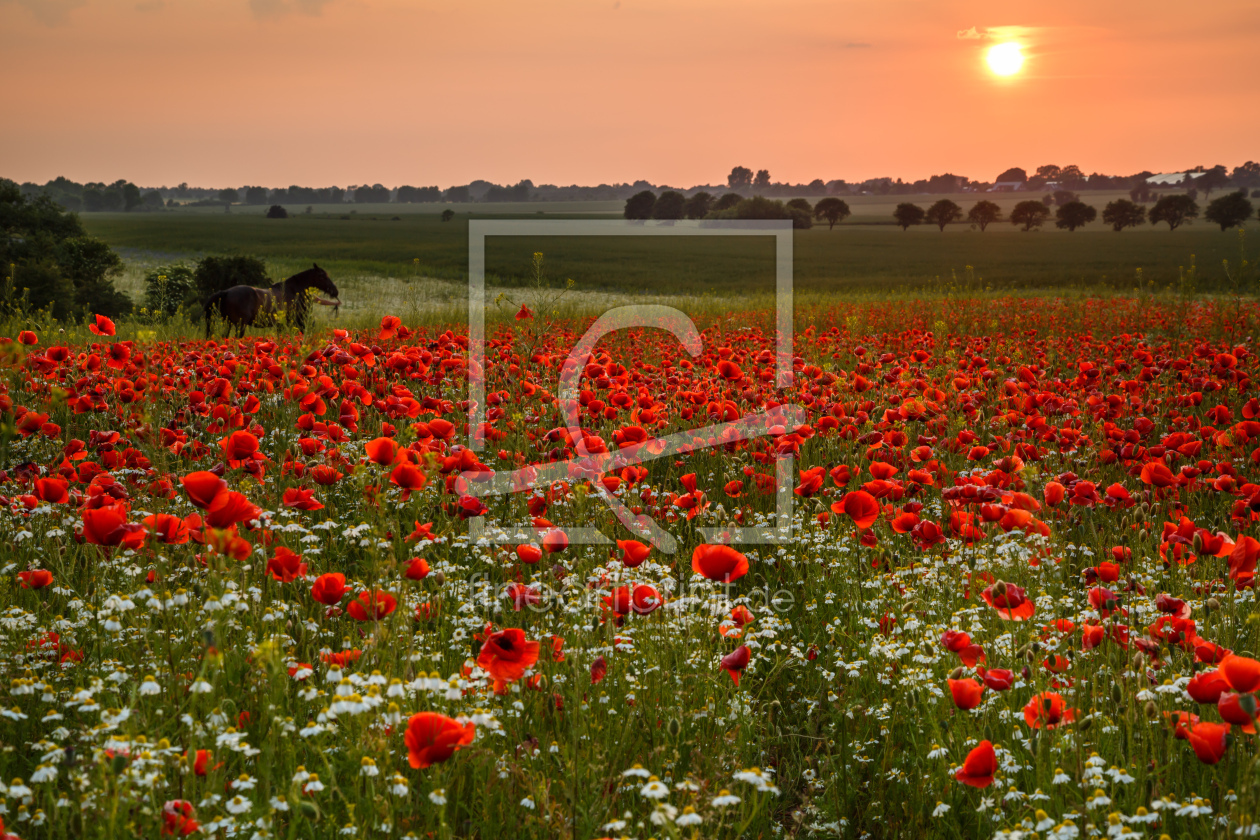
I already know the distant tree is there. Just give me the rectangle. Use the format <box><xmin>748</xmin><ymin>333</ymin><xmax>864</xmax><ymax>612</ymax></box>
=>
<box><xmin>813</xmin><ymin>197</ymin><xmax>851</xmax><ymax>229</ymax></box>
<box><xmin>1032</xmin><ymin>164</ymin><xmax>1061</xmax><ymax>187</ymax></box>
<box><xmin>244</xmin><ymin>186</ymin><xmax>269</xmax><ymax>205</ymax></box>
<box><xmin>924</xmin><ymin>199</ymin><xmax>963</xmax><ymax>231</ymax></box>
<box><xmin>1231</xmin><ymin>161</ymin><xmax>1260</xmax><ymax>189</ymax></box>
<box><xmin>727</xmin><ymin>167</ymin><xmax>753</xmax><ymax>189</ymax></box>
<box><xmin>1051</xmin><ymin>190</ymin><xmax>1078</xmax><ymax>207</ymax></box>
<box><xmin>444</xmin><ymin>185</ymin><xmax>471</xmax><ymax>203</ymax></box>
<box><xmin>266</xmin><ymin>205</ymin><xmax>288</xmax><ymax>219</ymax></box>
<box><xmin>713</xmin><ymin>192</ymin><xmax>743</xmax><ymax>212</ymax></box>
<box><xmin>1041</xmin><ymin>194</ymin><xmax>1054</xmax><ymax>207</ymax></box>
<box><xmin>354</xmin><ymin>184</ymin><xmax>391</xmax><ymax>203</ymax></box>
<box><xmin>715</xmin><ymin>196</ymin><xmax>811</xmax><ymax>229</ymax></box>
<box><xmin>441</xmin><ymin>209</ymin><xmax>455</xmax><ymax>222</ymax></box>
<box><xmin>1204</xmin><ymin>191</ymin><xmax>1254</xmax><ymax>231</ymax></box>
<box><xmin>217</xmin><ymin>187</ymin><xmax>240</xmax><ymax>204</ymax></box>
<box><xmin>893</xmin><ymin>202</ymin><xmax>926</xmax><ymax>230</ymax></box>
<box><xmin>1059</xmin><ymin>165</ymin><xmax>1086</xmax><ymax>189</ymax></box>
<box><xmin>994</xmin><ymin>167</ymin><xmax>1027</xmax><ymax>184</ymax></box>
<box><xmin>651</xmin><ymin>190</ymin><xmax>686</xmax><ymax>220</ymax></box>
<box><xmin>786</xmin><ymin>198</ymin><xmax>813</xmax><ymax>214</ymax></box>
<box><xmin>966</xmin><ymin>200</ymin><xmax>1002</xmax><ymax>231</ymax></box>
<box><xmin>1102</xmin><ymin>199</ymin><xmax>1147</xmax><ymax>231</ymax></box>
<box><xmin>1196</xmin><ymin>165</ymin><xmax>1231</xmax><ymax>199</ymax></box>
<box><xmin>683</xmin><ymin>191</ymin><xmax>713</xmax><ymax>220</ymax></box>
<box><xmin>754</xmin><ymin>169</ymin><xmax>771</xmax><ymax>190</ymax></box>
<box><xmin>1010</xmin><ymin>200</ymin><xmax>1051</xmax><ymax>231</ymax></box>
<box><xmin>1054</xmin><ymin>201</ymin><xmax>1097</xmax><ymax>231</ymax></box>
<box><xmin>1149</xmin><ymin>194</ymin><xmax>1199</xmax><ymax>231</ymax></box>
<box><xmin>1129</xmin><ymin>183</ymin><xmax>1152</xmax><ymax>204</ymax></box>
<box><xmin>805</xmin><ymin>178</ymin><xmax>827</xmax><ymax>196</ymax></box>
<box><xmin>624</xmin><ymin>190</ymin><xmax>657</xmax><ymax>220</ymax></box>
<box><xmin>141</xmin><ymin>190</ymin><xmax>165</xmax><ymax>210</ymax></box>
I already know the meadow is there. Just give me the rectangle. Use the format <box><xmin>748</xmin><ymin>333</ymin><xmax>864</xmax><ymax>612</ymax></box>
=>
<box><xmin>2</xmin><ymin>292</ymin><xmax>1260</xmax><ymax>840</ymax></box>
<box><xmin>81</xmin><ymin>192</ymin><xmax>1258</xmax><ymax>318</ymax></box>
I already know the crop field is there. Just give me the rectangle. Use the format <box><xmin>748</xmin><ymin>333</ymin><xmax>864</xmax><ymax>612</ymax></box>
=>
<box><xmin>2</xmin><ymin>293</ymin><xmax>1260</xmax><ymax>839</ymax></box>
<box><xmin>82</xmin><ymin>196</ymin><xmax>1258</xmax><ymax>310</ymax></box>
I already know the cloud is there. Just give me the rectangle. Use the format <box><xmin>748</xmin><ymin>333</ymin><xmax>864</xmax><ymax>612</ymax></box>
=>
<box><xmin>1</xmin><ymin>0</ymin><xmax>87</xmax><ymax>25</ymax></box>
<box><xmin>249</xmin><ymin>0</ymin><xmax>335</xmax><ymax>19</ymax></box>
<box><xmin>956</xmin><ymin>26</ymin><xmax>982</xmax><ymax>40</ymax></box>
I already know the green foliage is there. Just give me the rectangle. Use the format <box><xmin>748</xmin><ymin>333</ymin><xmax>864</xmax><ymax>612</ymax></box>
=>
<box><xmin>713</xmin><ymin>196</ymin><xmax>811</xmax><ymax>229</ymax></box>
<box><xmin>192</xmin><ymin>255</ymin><xmax>270</xmax><ymax>298</ymax></box>
<box><xmin>1054</xmin><ymin>200</ymin><xmax>1098</xmax><ymax>232</ymax></box>
<box><xmin>893</xmin><ymin>202</ymin><xmax>926</xmax><ymax>230</ymax></box>
<box><xmin>712</xmin><ymin>193</ymin><xmax>742</xmax><ymax>212</ymax></box>
<box><xmin>623</xmin><ymin>190</ymin><xmax>656</xmax><ymax>220</ymax></box>
<box><xmin>924</xmin><ymin>199</ymin><xmax>962</xmax><ymax>231</ymax></box>
<box><xmin>1204</xmin><ymin>191</ymin><xmax>1254</xmax><ymax>231</ymax></box>
<box><xmin>813</xmin><ymin>197</ymin><xmax>851</xmax><ymax>229</ymax></box>
<box><xmin>441</xmin><ymin>208</ymin><xmax>455</xmax><ymax>222</ymax></box>
<box><xmin>650</xmin><ymin>190</ymin><xmax>686</xmax><ymax>221</ymax></box>
<box><xmin>0</xmin><ymin>178</ymin><xmax>129</xmax><ymax>320</ymax></box>
<box><xmin>966</xmin><ymin>200</ymin><xmax>1002</xmax><ymax>231</ymax></box>
<box><xmin>1149</xmin><ymin>194</ymin><xmax>1200</xmax><ymax>231</ymax></box>
<box><xmin>1010</xmin><ymin>200</ymin><xmax>1051</xmax><ymax>231</ymax></box>
<box><xmin>1103</xmin><ymin>199</ymin><xmax>1147</xmax><ymax>232</ymax></box>
<box><xmin>683</xmin><ymin>191</ymin><xmax>713</xmax><ymax>220</ymax></box>
<box><xmin>143</xmin><ymin>263</ymin><xmax>197</xmax><ymax>317</ymax></box>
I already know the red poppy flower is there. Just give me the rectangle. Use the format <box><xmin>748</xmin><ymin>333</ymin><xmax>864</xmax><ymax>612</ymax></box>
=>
<box><xmin>1220</xmin><ymin>654</ymin><xmax>1260</xmax><ymax>694</ymax></box>
<box><xmin>310</xmin><ymin>573</ymin><xmax>347</xmax><ymax>606</ymax></box>
<box><xmin>89</xmin><ymin>314</ymin><xmax>116</xmax><ymax>336</ymax></box>
<box><xmin>1186</xmin><ymin>721</ymin><xmax>1230</xmax><ymax>764</ymax></box>
<box><xmin>404</xmin><ymin>712</ymin><xmax>475</xmax><ymax>769</ymax></box>
<box><xmin>282</xmin><ymin>487</ymin><xmax>324</xmax><ymax>511</ymax></box>
<box><xmin>1023</xmin><ymin>691</ymin><xmax>1075</xmax><ymax>729</ymax></box>
<box><xmin>347</xmin><ymin>590</ymin><xmax>397</xmax><ymax>621</ymax></box>
<box><xmin>267</xmin><ymin>547</ymin><xmax>307</xmax><ymax>583</ymax></box>
<box><xmin>720</xmin><ymin>645</ymin><xmax>751</xmax><ymax>686</ymax></box>
<box><xmin>18</xmin><ymin>569</ymin><xmax>53</xmax><ymax>589</ymax></box>
<box><xmin>590</xmin><ymin>655</ymin><xmax>607</xmax><ymax>684</ymax></box>
<box><xmin>365</xmin><ymin>437</ymin><xmax>399</xmax><ymax>465</ymax></box>
<box><xmin>832</xmin><ymin>490</ymin><xmax>879</xmax><ymax>529</ymax></box>
<box><xmin>82</xmin><ymin>506</ymin><xmax>146</xmax><ymax>549</ymax></box>
<box><xmin>404</xmin><ymin>557</ymin><xmax>431</xmax><ymax>580</ymax></box>
<box><xmin>143</xmin><ymin>513</ymin><xmax>190</xmax><ymax>545</ymax></box>
<box><xmin>162</xmin><ymin>799</ymin><xmax>199</xmax><ymax>837</ymax></box>
<box><xmin>631</xmin><ymin>583</ymin><xmax>662</xmax><ymax>615</ymax></box>
<box><xmin>955</xmin><ymin>740</ymin><xmax>996</xmax><ymax>788</ymax></box>
<box><xmin>17</xmin><ymin>329</ymin><xmax>37</xmax><ymax>345</ymax></box>
<box><xmin>691</xmin><ymin>544</ymin><xmax>749</xmax><ymax>583</ymax></box>
<box><xmin>1217</xmin><ymin>692</ymin><xmax>1258</xmax><ymax>731</ymax></box>
<box><xmin>617</xmin><ymin>539</ymin><xmax>651</xmax><ymax>568</ymax></box>
<box><xmin>542</xmin><ymin>528</ymin><xmax>569</xmax><ymax>554</ymax></box>
<box><xmin>182</xmin><ymin>471</ymin><xmax>227</xmax><ymax>509</ymax></box>
<box><xmin>204</xmin><ymin>491</ymin><xmax>261</xmax><ymax>529</ymax></box>
<box><xmin>948</xmin><ymin>678</ymin><xmax>985</xmax><ymax>710</ymax></box>
<box><xmin>477</xmin><ymin>627</ymin><xmax>540</xmax><ymax>684</ymax></box>
<box><xmin>980</xmin><ymin>667</ymin><xmax>1014</xmax><ymax>691</ymax></box>
<box><xmin>221</xmin><ymin>431</ymin><xmax>261</xmax><ymax>464</ymax></box>
<box><xmin>33</xmin><ymin>477</ymin><xmax>69</xmax><ymax>504</ymax></box>
<box><xmin>981</xmin><ymin>581</ymin><xmax>1035</xmax><ymax>621</ymax></box>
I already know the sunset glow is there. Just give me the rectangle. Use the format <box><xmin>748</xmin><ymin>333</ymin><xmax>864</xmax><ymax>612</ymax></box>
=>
<box><xmin>986</xmin><ymin>42</ymin><xmax>1025</xmax><ymax>76</ymax></box>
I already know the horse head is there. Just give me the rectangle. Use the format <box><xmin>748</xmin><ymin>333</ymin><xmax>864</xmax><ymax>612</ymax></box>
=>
<box><xmin>308</xmin><ymin>263</ymin><xmax>339</xmax><ymax>300</ymax></box>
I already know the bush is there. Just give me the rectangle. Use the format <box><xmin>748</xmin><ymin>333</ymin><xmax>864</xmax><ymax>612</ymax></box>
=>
<box><xmin>193</xmin><ymin>255</ymin><xmax>270</xmax><ymax>299</ymax></box>
<box><xmin>143</xmin><ymin>263</ymin><xmax>197</xmax><ymax>317</ymax></box>
<box><xmin>711</xmin><ymin>196</ymin><xmax>811</xmax><ymax>229</ymax></box>
<box><xmin>0</xmin><ymin>178</ymin><xmax>130</xmax><ymax>321</ymax></box>
<box><xmin>266</xmin><ymin>205</ymin><xmax>289</xmax><ymax>219</ymax></box>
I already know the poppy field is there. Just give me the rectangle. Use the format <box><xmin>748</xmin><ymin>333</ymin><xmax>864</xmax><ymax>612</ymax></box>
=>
<box><xmin>3</xmin><ymin>295</ymin><xmax>1260</xmax><ymax>840</ymax></box>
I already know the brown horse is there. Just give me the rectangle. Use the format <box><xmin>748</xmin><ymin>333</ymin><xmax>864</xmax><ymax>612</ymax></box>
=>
<box><xmin>204</xmin><ymin>264</ymin><xmax>340</xmax><ymax>338</ymax></box>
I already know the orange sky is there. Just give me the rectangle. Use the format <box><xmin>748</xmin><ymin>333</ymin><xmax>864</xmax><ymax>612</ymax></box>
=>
<box><xmin>3</xmin><ymin>0</ymin><xmax>1258</xmax><ymax>188</ymax></box>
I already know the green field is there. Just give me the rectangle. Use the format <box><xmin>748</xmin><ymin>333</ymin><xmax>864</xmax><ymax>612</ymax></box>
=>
<box><xmin>81</xmin><ymin>192</ymin><xmax>1259</xmax><ymax>320</ymax></box>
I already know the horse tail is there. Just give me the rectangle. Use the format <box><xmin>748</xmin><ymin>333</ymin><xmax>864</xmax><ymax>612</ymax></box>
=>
<box><xmin>204</xmin><ymin>291</ymin><xmax>227</xmax><ymax>338</ymax></box>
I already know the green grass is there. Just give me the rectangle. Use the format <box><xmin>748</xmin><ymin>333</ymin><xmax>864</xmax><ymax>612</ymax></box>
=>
<box><xmin>81</xmin><ymin>194</ymin><xmax>1260</xmax><ymax>302</ymax></box>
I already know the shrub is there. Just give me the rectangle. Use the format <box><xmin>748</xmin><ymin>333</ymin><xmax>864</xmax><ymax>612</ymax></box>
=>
<box><xmin>143</xmin><ymin>263</ymin><xmax>197</xmax><ymax>317</ymax></box>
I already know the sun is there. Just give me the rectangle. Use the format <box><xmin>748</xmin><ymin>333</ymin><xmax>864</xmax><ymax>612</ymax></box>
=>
<box><xmin>986</xmin><ymin>42</ymin><xmax>1024</xmax><ymax>76</ymax></box>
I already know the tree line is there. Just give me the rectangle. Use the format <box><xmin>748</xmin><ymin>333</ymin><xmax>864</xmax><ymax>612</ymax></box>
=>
<box><xmin>889</xmin><ymin>191</ymin><xmax>1256</xmax><ymax>233</ymax></box>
